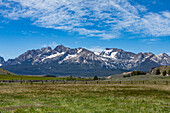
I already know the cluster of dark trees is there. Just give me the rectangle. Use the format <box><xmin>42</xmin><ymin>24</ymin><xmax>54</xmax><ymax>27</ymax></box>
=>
<box><xmin>156</xmin><ymin>69</ymin><xmax>170</xmax><ymax>76</ymax></box>
<box><xmin>131</xmin><ymin>71</ymin><xmax>146</xmax><ymax>76</ymax></box>
<box><xmin>93</xmin><ymin>75</ymin><xmax>106</xmax><ymax>80</ymax></box>
<box><xmin>123</xmin><ymin>71</ymin><xmax>146</xmax><ymax>78</ymax></box>
<box><xmin>123</xmin><ymin>74</ymin><xmax>131</xmax><ymax>78</ymax></box>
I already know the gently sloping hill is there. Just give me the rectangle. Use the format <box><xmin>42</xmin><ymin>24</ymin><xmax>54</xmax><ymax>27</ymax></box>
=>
<box><xmin>0</xmin><ymin>68</ymin><xmax>16</xmax><ymax>75</ymax></box>
<box><xmin>108</xmin><ymin>74</ymin><xmax>170</xmax><ymax>81</ymax></box>
<box><xmin>107</xmin><ymin>72</ymin><xmax>132</xmax><ymax>80</ymax></box>
<box><xmin>151</xmin><ymin>65</ymin><xmax>170</xmax><ymax>75</ymax></box>
<box><xmin>107</xmin><ymin>71</ymin><xmax>170</xmax><ymax>81</ymax></box>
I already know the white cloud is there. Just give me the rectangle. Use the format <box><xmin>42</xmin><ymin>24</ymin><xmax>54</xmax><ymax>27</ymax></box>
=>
<box><xmin>167</xmin><ymin>53</ymin><xmax>170</xmax><ymax>56</ymax></box>
<box><xmin>88</xmin><ymin>46</ymin><xmax>104</xmax><ymax>52</ymax></box>
<box><xmin>42</xmin><ymin>44</ymin><xmax>48</xmax><ymax>48</ymax></box>
<box><xmin>141</xmin><ymin>38</ymin><xmax>161</xmax><ymax>45</ymax></box>
<box><xmin>42</xmin><ymin>42</ymin><xmax>58</xmax><ymax>48</ymax></box>
<box><xmin>129</xmin><ymin>12</ymin><xmax>170</xmax><ymax>37</ymax></box>
<box><xmin>49</xmin><ymin>42</ymin><xmax>58</xmax><ymax>48</ymax></box>
<box><xmin>21</xmin><ymin>30</ymin><xmax>39</xmax><ymax>35</ymax></box>
<box><xmin>1</xmin><ymin>0</ymin><xmax>170</xmax><ymax>39</ymax></box>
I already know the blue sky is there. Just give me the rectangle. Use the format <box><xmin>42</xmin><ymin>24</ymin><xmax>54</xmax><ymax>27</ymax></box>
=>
<box><xmin>0</xmin><ymin>0</ymin><xmax>170</xmax><ymax>60</ymax></box>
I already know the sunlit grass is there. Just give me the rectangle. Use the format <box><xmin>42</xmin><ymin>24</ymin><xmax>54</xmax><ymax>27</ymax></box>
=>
<box><xmin>0</xmin><ymin>83</ymin><xmax>169</xmax><ymax>113</ymax></box>
<box><xmin>0</xmin><ymin>74</ymin><xmax>88</xmax><ymax>81</ymax></box>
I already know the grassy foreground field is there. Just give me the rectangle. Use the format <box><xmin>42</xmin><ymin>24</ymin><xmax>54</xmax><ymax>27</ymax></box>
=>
<box><xmin>0</xmin><ymin>83</ymin><xmax>169</xmax><ymax>113</ymax></box>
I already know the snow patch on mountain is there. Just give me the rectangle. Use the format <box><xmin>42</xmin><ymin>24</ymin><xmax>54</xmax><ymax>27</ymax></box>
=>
<box><xmin>102</xmin><ymin>51</ymin><xmax>118</xmax><ymax>59</ymax></box>
<box><xmin>65</xmin><ymin>54</ymin><xmax>78</xmax><ymax>60</ymax></box>
<box><xmin>94</xmin><ymin>52</ymin><xmax>100</xmax><ymax>55</ymax></box>
<box><xmin>42</xmin><ymin>52</ymin><xmax>65</xmax><ymax>61</ymax></box>
<box><xmin>103</xmin><ymin>49</ymin><xmax>113</xmax><ymax>53</ymax></box>
<box><xmin>77</xmin><ymin>49</ymin><xmax>83</xmax><ymax>54</ymax></box>
<box><xmin>47</xmin><ymin>52</ymin><xmax>65</xmax><ymax>59</ymax></box>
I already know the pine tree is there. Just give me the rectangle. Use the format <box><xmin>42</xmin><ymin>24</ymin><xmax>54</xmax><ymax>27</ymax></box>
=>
<box><xmin>93</xmin><ymin>75</ymin><xmax>98</xmax><ymax>80</ymax></box>
<box><xmin>162</xmin><ymin>71</ymin><xmax>167</xmax><ymax>76</ymax></box>
<box><xmin>131</xmin><ymin>71</ymin><xmax>135</xmax><ymax>76</ymax></box>
<box><xmin>168</xmin><ymin>70</ymin><xmax>170</xmax><ymax>75</ymax></box>
<box><xmin>156</xmin><ymin>69</ymin><xmax>161</xmax><ymax>75</ymax></box>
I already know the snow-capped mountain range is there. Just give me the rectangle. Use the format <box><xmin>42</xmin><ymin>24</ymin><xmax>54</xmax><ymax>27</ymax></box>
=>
<box><xmin>0</xmin><ymin>56</ymin><xmax>5</xmax><ymax>67</ymax></box>
<box><xmin>1</xmin><ymin>45</ymin><xmax>170</xmax><ymax>76</ymax></box>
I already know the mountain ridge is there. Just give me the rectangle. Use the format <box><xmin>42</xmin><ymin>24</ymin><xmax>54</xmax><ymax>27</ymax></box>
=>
<box><xmin>0</xmin><ymin>56</ymin><xmax>5</xmax><ymax>66</ymax></box>
<box><xmin>1</xmin><ymin>45</ymin><xmax>170</xmax><ymax>76</ymax></box>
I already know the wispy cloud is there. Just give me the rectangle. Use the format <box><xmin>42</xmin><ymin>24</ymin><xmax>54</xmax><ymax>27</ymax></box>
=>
<box><xmin>1</xmin><ymin>0</ymin><xmax>170</xmax><ymax>39</ymax></box>
<box><xmin>21</xmin><ymin>30</ymin><xmax>39</xmax><ymax>35</ymax></box>
<box><xmin>88</xmin><ymin>46</ymin><xmax>105</xmax><ymax>52</ymax></box>
<box><xmin>42</xmin><ymin>42</ymin><xmax>58</xmax><ymax>48</ymax></box>
<box><xmin>141</xmin><ymin>38</ymin><xmax>160</xmax><ymax>42</ymax></box>
<box><xmin>167</xmin><ymin>53</ymin><xmax>170</xmax><ymax>56</ymax></box>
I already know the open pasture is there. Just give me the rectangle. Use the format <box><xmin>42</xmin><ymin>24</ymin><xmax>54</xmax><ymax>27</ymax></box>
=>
<box><xmin>0</xmin><ymin>83</ymin><xmax>169</xmax><ymax>113</ymax></box>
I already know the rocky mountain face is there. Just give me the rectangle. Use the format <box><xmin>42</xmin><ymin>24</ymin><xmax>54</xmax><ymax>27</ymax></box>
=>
<box><xmin>97</xmin><ymin>48</ymin><xmax>170</xmax><ymax>71</ymax></box>
<box><xmin>0</xmin><ymin>56</ymin><xmax>5</xmax><ymax>66</ymax></box>
<box><xmin>1</xmin><ymin>45</ymin><xmax>170</xmax><ymax>76</ymax></box>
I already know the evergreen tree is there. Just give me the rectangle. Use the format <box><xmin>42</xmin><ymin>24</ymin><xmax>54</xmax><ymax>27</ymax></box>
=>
<box><xmin>131</xmin><ymin>71</ymin><xmax>135</xmax><ymax>76</ymax></box>
<box><xmin>156</xmin><ymin>69</ymin><xmax>161</xmax><ymax>75</ymax></box>
<box><xmin>168</xmin><ymin>70</ymin><xmax>170</xmax><ymax>75</ymax></box>
<box><xmin>162</xmin><ymin>71</ymin><xmax>167</xmax><ymax>76</ymax></box>
<box><xmin>137</xmin><ymin>71</ymin><xmax>140</xmax><ymax>75</ymax></box>
<box><xmin>93</xmin><ymin>75</ymin><xmax>98</xmax><ymax>80</ymax></box>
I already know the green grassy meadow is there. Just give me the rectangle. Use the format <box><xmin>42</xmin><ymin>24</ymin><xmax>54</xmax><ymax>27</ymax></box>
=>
<box><xmin>0</xmin><ymin>74</ymin><xmax>170</xmax><ymax>113</ymax></box>
<box><xmin>0</xmin><ymin>83</ymin><xmax>169</xmax><ymax>113</ymax></box>
<box><xmin>0</xmin><ymin>75</ymin><xmax>88</xmax><ymax>81</ymax></box>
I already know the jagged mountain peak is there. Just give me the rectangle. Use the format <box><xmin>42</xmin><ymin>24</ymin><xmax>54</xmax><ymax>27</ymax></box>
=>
<box><xmin>2</xmin><ymin>45</ymin><xmax>170</xmax><ymax>74</ymax></box>
<box><xmin>0</xmin><ymin>56</ymin><xmax>5</xmax><ymax>66</ymax></box>
<box><xmin>136</xmin><ymin>52</ymin><xmax>148</xmax><ymax>57</ymax></box>
<box><xmin>41</xmin><ymin>47</ymin><xmax>52</xmax><ymax>51</ymax></box>
<box><xmin>53</xmin><ymin>45</ymin><xmax>70</xmax><ymax>53</ymax></box>
<box><xmin>100</xmin><ymin>48</ymin><xmax>135</xmax><ymax>60</ymax></box>
<box><xmin>77</xmin><ymin>47</ymin><xmax>94</xmax><ymax>54</ymax></box>
<box><xmin>105</xmin><ymin>48</ymin><xmax>124</xmax><ymax>52</ymax></box>
<box><xmin>137</xmin><ymin>52</ymin><xmax>154</xmax><ymax>55</ymax></box>
<box><xmin>158</xmin><ymin>53</ymin><xmax>169</xmax><ymax>57</ymax></box>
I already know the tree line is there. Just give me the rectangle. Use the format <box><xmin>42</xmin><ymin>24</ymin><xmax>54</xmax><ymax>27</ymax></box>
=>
<box><xmin>156</xmin><ymin>69</ymin><xmax>170</xmax><ymax>76</ymax></box>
